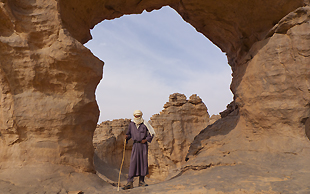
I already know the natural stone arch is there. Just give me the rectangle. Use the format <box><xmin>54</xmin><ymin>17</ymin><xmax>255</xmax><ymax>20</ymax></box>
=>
<box><xmin>59</xmin><ymin>0</ymin><xmax>304</xmax><ymax>63</ymax></box>
<box><xmin>0</xmin><ymin>0</ymin><xmax>309</xmax><ymax>180</ymax></box>
<box><xmin>59</xmin><ymin>0</ymin><xmax>310</xmax><ymax>137</ymax></box>
<box><xmin>59</xmin><ymin>0</ymin><xmax>310</xmax><ymax>126</ymax></box>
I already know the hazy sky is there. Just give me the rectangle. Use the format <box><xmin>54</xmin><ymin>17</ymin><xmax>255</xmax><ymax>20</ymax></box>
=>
<box><xmin>84</xmin><ymin>6</ymin><xmax>233</xmax><ymax>123</ymax></box>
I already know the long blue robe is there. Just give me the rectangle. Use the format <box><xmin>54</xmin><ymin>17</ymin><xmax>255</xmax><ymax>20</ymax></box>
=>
<box><xmin>126</xmin><ymin>122</ymin><xmax>153</xmax><ymax>181</ymax></box>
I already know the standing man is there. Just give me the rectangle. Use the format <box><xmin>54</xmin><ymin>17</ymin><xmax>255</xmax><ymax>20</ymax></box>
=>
<box><xmin>122</xmin><ymin>110</ymin><xmax>155</xmax><ymax>190</ymax></box>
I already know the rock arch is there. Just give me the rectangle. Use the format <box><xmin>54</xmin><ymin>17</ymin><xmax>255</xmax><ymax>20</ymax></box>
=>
<box><xmin>0</xmin><ymin>0</ymin><xmax>309</xmax><ymax>181</ymax></box>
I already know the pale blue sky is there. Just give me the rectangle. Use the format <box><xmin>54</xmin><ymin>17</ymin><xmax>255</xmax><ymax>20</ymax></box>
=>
<box><xmin>84</xmin><ymin>6</ymin><xmax>233</xmax><ymax>123</ymax></box>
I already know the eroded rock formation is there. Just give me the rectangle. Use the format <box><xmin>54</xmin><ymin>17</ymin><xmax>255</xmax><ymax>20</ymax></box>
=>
<box><xmin>184</xmin><ymin>7</ymin><xmax>310</xmax><ymax>193</ymax></box>
<box><xmin>0</xmin><ymin>0</ymin><xmax>309</xmax><ymax>193</ymax></box>
<box><xmin>93</xmin><ymin>119</ymin><xmax>132</xmax><ymax>184</ymax></box>
<box><xmin>148</xmin><ymin>93</ymin><xmax>210</xmax><ymax>180</ymax></box>
<box><xmin>93</xmin><ymin>93</ymin><xmax>210</xmax><ymax>183</ymax></box>
<box><xmin>0</xmin><ymin>0</ymin><xmax>103</xmax><ymax>172</ymax></box>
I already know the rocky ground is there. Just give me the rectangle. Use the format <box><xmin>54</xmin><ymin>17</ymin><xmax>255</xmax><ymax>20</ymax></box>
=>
<box><xmin>3</xmin><ymin>113</ymin><xmax>309</xmax><ymax>194</ymax></box>
<box><xmin>1</xmin><ymin>113</ymin><xmax>309</xmax><ymax>194</ymax></box>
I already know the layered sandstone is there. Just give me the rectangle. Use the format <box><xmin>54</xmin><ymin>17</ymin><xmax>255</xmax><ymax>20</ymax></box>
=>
<box><xmin>148</xmin><ymin>93</ymin><xmax>210</xmax><ymax>180</ymax></box>
<box><xmin>0</xmin><ymin>0</ymin><xmax>103</xmax><ymax>172</ymax></box>
<box><xmin>0</xmin><ymin>0</ymin><xmax>309</xmax><ymax>193</ymax></box>
<box><xmin>184</xmin><ymin>6</ymin><xmax>310</xmax><ymax>193</ymax></box>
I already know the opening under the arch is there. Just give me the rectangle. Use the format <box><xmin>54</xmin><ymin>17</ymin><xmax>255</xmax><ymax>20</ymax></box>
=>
<box><xmin>84</xmin><ymin>6</ymin><xmax>233</xmax><ymax>123</ymax></box>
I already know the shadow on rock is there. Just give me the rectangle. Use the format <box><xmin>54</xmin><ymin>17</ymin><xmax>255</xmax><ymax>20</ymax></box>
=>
<box><xmin>94</xmin><ymin>152</ymin><xmax>128</xmax><ymax>186</ymax></box>
<box><xmin>185</xmin><ymin>111</ymin><xmax>240</xmax><ymax>161</ymax></box>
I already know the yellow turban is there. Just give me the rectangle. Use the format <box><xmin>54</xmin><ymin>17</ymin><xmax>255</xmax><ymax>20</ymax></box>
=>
<box><xmin>133</xmin><ymin>110</ymin><xmax>143</xmax><ymax>116</ymax></box>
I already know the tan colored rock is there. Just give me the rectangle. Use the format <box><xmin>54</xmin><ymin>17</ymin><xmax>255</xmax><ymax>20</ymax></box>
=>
<box><xmin>209</xmin><ymin>114</ymin><xmax>221</xmax><ymax>125</ymax></box>
<box><xmin>0</xmin><ymin>0</ymin><xmax>103</xmax><ymax>173</ymax></box>
<box><xmin>232</xmin><ymin>7</ymin><xmax>310</xmax><ymax>135</ymax></box>
<box><xmin>184</xmin><ymin>6</ymin><xmax>310</xmax><ymax>193</ymax></box>
<box><xmin>148</xmin><ymin>93</ymin><xmax>209</xmax><ymax>180</ymax></box>
<box><xmin>93</xmin><ymin>119</ymin><xmax>132</xmax><ymax>183</ymax></box>
<box><xmin>219</xmin><ymin>101</ymin><xmax>238</xmax><ymax>118</ymax></box>
<box><xmin>93</xmin><ymin>93</ymin><xmax>209</xmax><ymax>182</ymax></box>
<box><xmin>163</xmin><ymin>93</ymin><xmax>187</xmax><ymax>108</ymax></box>
<box><xmin>0</xmin><ymin>0</ymin><xmax>309</xmax><ymax>193</ymax></box>
<box><xmin>0</xmin><ymin>0</ymin><xmax>307</xmax><ymax>173</ymax></box>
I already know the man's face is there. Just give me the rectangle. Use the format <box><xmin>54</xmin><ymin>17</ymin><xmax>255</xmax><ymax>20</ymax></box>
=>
<box><xmin>134</xmin><ymin>115</ymin><xmax>141</xmax><ymax>118</ymax></box>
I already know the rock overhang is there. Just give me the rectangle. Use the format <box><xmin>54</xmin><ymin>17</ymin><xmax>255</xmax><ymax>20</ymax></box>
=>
<box><xmin>59</xmin><ymin>0</ymin><xmax>305</xmax><ymax>64</ymax></box>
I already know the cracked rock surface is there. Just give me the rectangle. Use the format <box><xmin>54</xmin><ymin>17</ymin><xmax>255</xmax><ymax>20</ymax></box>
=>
<box><xmin>0</xmin><ymin>0</ymin><xmax>309</xmax><ymax>193</ymax></box>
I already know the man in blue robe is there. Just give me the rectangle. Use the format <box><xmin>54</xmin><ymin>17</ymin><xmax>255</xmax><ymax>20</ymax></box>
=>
<box><xmin>123</xmin><ymin>110</ymin><xmax>154</xmax><ymax>190</ymax></box>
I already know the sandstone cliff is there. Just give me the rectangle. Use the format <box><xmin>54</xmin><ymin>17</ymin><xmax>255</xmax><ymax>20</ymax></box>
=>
<box><xmin>148</xmin><ymin>93</ymin><xmax>210</xmax><ymax>180</ymax></box>
<box><xmin>0</xmin><ymin>0</ymin><xmax>103</xmax><ymax>172</ymax></box>
<box><xmin>0</xmin><ymin>0</ymin><xmax>309</xmax><ymax>193</ymax></box>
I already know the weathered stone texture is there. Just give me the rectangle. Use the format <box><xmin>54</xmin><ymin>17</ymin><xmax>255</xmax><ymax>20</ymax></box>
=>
<box><xmin>93</xmin><ymin>119</ymin><xmax>132</xmax><ymax>183</ymax></box>
<box><xmin>0</xmin><ymin>0</ymin><xmax>103</xmax><ymax>172</ymax></box>
<box><xmin>148</xmin><ymin>93</ymin><xmax>209</xmax><ymax>180</ymax></box>
<box><xmin>0</xmin><ymin>0</ymin><xmax>309</xmax><ymax>193</ymax></box>
<box><xmin>232</xmin><ymin>7</ymin><xmax>310</xmax><ymax>135</ymax></box>
<box><xmin>93</xmin><ymin>93</ymin><xmax>210</xmax><ymax>182</ymax></box>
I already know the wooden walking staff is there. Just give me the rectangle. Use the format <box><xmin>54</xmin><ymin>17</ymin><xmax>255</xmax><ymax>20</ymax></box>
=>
<box><xmin>117</xmin><ymin>139</ymin><xmax>127</xmax><ymax>191</ymax></box>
